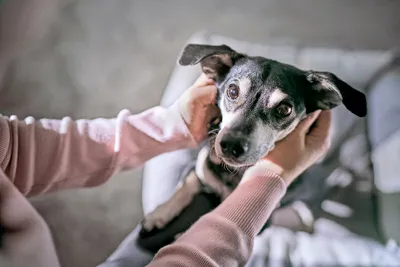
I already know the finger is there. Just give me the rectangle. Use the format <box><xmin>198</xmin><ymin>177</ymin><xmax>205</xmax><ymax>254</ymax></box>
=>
<box><xmin>293</xmin><ymin>110</ymin><xmax>321</xmax><ymax>135</ymax></box>
<box><xmin>307</xmin><ymin>110</ymin><xmax>332</xmax><ymax>139</ymax></box>
<box><xmin>192</xmin><ymin>74</ymin><xmax>214</xmax><ymax>87</ymax></box>
<box><xmin>206</xmin><ymin>105</ymin><xmax>221</xmax><ymax>123</ymax></box>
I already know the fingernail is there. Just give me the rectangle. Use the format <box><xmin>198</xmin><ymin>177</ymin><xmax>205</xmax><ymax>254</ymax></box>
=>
<box><xmin>309</xmin><ymin>110</ymin><xmax>321</xmax><ymax>118</ymax></box>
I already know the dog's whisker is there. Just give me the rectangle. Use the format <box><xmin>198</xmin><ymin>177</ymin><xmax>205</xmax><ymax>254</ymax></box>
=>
<box><xmin>208</xmin><ymin>148</ymin><xmax>214</xmax><ymax>158</ymax></box>
<box><xmin>221</xmin><ymin>161</ymin><xmax>227</xmax><ymax>171</ymax></box>
<box><xmin>208</xmin><ymin>135</ymin><xmax>217</xmax><ymax>144</ymax></box>
<box><xmin>209</xmin><ymin>143</ymin><xmax>216</xmax><ymax>158</ymax></box>
<box><xmin>208</xmin><ymin>129</ymin><xmax>219</xmax><ymax>135</ymax></box>
<box><xmin>222</xmin><ymin>161</ymin><xmax>235</xmax><ymax>174</ymax></box>
<box><xmin>223</xmin><ymin>162</ymin><xmax>229</xmax><ymax>172</ymax></box>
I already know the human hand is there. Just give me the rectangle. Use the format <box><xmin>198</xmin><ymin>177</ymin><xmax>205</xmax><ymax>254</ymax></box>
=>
<box><xmin>0</xmin><ymin>173</ymin><xmax>60</xmax><ymax>266</ymax></box>
<box><xmin>258</xmin><ymin>110</ymin><xmax>332</xmax><ymax>185</ymax></box>
<box><xmin>179</xmin><ymin>74</ymin><xmax>221</xmax><ymax>143</ymax></box>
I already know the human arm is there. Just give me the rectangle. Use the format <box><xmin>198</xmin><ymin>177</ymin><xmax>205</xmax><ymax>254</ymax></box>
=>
<box><xmin>148</xmin><ymin>166</ymin><xmax>285</xmax><ymax>267</ymax></box>
<box><xmin>0</xmin><ymin>75</ymin><xmax>219</xmax><ymax>197</ymax></box>
<box><xmin>148</xmin><ymin>110</ymin><xmax>332</xmax><ymax>267</ymax></box>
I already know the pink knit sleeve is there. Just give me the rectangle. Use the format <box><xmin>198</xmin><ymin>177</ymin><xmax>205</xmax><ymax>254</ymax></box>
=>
<box><xmin>0</xmin><ymin>102</ymin><xmax>196</xmax><ymax>197</ymax></box>
<box><xmin>148</xmin><ymin>161</ymin><xmax>287</xmax><ymax>267</ymax></box>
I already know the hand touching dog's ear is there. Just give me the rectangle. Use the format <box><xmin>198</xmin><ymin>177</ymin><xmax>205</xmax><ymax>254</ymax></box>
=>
<box><xmin>179</xmin><ymin>75</ymin><xmax>220</xmax><ymax>143</ymax></box>
<box><xmin>179</xmin><ymin>44</ymin><xmax>244</xmax><ymax>82</ymax></box>
<box><xmin>306</xmin><ymin>71</ymin><xmax>367</xmax><ymax>117</ymax></box>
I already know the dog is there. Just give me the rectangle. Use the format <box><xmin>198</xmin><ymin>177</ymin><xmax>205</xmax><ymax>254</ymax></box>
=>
<box><xmin>141</xmin><ymin>44</ymin><xmax>367</xmax><ymax>240</ymax></box>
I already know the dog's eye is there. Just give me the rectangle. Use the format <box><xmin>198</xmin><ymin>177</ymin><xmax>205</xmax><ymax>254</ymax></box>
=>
<box><xmin>276</xmin><ymin>103</ymin><xmax>292</xmax><ymax>117</ymax></box>
<box><xmin>227</xmin><ymin>84</ymin><xmax>240</xmax><ymax>100</ymax></box>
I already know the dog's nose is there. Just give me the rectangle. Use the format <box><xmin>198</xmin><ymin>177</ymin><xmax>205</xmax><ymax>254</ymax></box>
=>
<box><xmin>220</xmin><ymin>136</ymin><xmax>249</xmax><ymax>158</ymax></box>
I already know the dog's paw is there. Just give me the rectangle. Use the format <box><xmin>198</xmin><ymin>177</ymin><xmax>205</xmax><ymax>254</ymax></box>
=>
<box><xmin>142</xmin><ymin>203</ymin><xmax>176</xmax><ymax>232</ymax></box>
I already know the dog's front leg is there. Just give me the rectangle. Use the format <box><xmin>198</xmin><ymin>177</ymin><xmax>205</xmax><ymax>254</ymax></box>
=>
<box><xmin>196</xmin><ymin>146</ymin><xmax>233</xmax><ymax>200</ymax></box>
<box><xmin>142</xmin><ymin>171</ymin><xmax>201</xmax><ymax>231</ymax></box>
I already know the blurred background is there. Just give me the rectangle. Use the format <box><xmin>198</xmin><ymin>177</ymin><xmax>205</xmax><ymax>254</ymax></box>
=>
<box><xmin>0</xmin><ymin>0</ymin><xmax>399</xmax><ymax>266</ymax></box>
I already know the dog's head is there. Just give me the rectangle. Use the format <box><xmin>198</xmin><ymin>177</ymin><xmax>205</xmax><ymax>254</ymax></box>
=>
<box><xmin>179</xmin><ymin>44</ymin><xmax>367</xmax><ymax>167</ymax></box>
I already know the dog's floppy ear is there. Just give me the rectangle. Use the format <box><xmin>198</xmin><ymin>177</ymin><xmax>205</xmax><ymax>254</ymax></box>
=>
<box><xmin>305</xmin><ymin>71</ymin><xmax>367</xmax><ymax>117</ymax></box>
<box><xmin>179</xmin><ymin>44</ymin><xmax>243</xmax><ymax>81</ymax></box>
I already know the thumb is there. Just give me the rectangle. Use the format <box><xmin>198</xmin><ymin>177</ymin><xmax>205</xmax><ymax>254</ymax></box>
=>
<box><xmin>306</xmin><ymin>110</ymin><xmax>332</xmax><ymax>140</ymax></box>
<box><xmin>205</xmin><ymin>105</ymin><xmax>221</xmax><ymax>125</ymax></box>
<box><xmin>192</xmin><ymin>74</ymin><xmax>215</xmax><ymax>87</ymax></box>
<box><xmin>193</xmin><ymin>84</ymin><xmax>218</xmax><ymax>105</ymax></box>
<box><xmin>293</xmin><ymin>110</ymin><xmax>321</xmax><ymax>135</ymax></box>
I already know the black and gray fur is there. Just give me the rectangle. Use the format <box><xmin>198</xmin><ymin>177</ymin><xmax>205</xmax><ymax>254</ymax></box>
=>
<box><xmin>180</xmin><ymin>44</ymin><xmax>366</xmax><ymax>168</ymax></box>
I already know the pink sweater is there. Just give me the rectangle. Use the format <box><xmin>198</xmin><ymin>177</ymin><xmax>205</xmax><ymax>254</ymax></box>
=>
<box><xmin>0</xmin><ymin>102</ymin><xmax>286</xmax><ymax>267</ymax></box>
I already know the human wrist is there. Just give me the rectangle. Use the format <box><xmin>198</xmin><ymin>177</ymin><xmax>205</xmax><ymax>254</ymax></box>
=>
<box><xmin>177</xmin><ymin>97</ymin><xmax>206</xmax><ymax>144</ymax></box>
<box><xmin>169</xmin><ymin>100</ymin><xmax>197</xmax><ymax>144</ymax></box>
<box><xmin>177</xmin><ymin>96</ymin><xmax>189</xmax><ymax>126</ymax></box>
<box><xmin>251</xmin><ymin>160</ymin><xmax>283</xmax><ymax>175</ymax></box>
<box><xmin>215</xmin><ymin>171</ymin><xmax>286</xmax><ymax>236</ymax></box>
<box><xmin>243</xmin><ymin>160</ymin><xmax>290</xmax><ymax>185</ymax></box>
